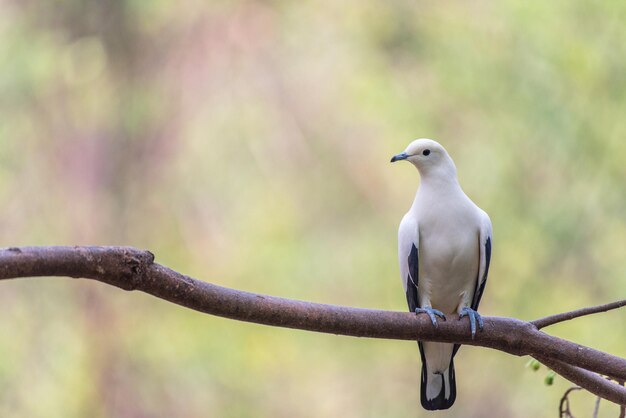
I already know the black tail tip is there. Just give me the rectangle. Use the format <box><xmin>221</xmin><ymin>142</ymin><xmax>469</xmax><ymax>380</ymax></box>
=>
<box><xmin>420</xmin><ymin>360</ymin><xmax>457</xmax><ymax>410</ymax></box>
<box><xmin>421</xmin><ymin>396</ymin><xmax>456</xmax><ymax>411</ymax></box>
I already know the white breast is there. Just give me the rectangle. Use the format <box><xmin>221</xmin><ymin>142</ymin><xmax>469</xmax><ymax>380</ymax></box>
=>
<box><xmin>415</xmin><ymin>195</ymin><xmax>480</xmax><ymax>313</ymax></box>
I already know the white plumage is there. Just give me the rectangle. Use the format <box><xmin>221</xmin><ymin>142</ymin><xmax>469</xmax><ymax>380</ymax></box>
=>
<box><xmin>392</xmin><ymin>139</ymin><xmax>492</xmax><ymax>411</ymax></box>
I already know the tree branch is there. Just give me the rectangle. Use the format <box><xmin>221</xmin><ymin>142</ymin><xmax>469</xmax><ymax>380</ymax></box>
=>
<box><xmin>532</xmin><ymin>299</ymin><xmax>626</xmax><ymax>330</ymax></box>
<box><xmin>1</xmin><ymin>246</ymin><xmax>626</xmax><ymax>405</ymax></box>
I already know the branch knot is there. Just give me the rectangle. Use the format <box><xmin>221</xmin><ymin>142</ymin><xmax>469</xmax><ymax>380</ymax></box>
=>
<box><xmin>118</xmin><ymin>249</ymin><xmax>155</xmax><ymax>291</ymax></box>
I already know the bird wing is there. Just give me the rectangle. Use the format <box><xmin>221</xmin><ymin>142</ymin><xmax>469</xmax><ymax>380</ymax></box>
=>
<box><xmin>398</xmin><ymin>213</ymin><xmax>419</xmax><ymax>311</ymax></box>
<box><xmin>398</xmin><ymin>212</ymin><xmax>427</xmax><ymax>369</ymax></box>
<box><xmin>471</xmin><ymin>211</ymin><xmax>492</xmax><ymax>311</ymax></box>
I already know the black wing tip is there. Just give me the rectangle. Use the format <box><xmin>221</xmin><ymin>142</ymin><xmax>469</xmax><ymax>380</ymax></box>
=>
<box><xmin>405</xmin><ymin>243</ymin><xmax>419</xmax><ymax>312</ymax></box>
<box><xmin>408</xmin><ymin>244</ymin><xmax>419</xmax><ymax>286</ymax></box>
<box><xmin>485</xmin><ymin>236</ymin><xmax>492</xmax><ymax>269</ymax></box>
<box><xmin>471</xmin><ymin>235</ymin><xmax>492</xmax><ymax>311</ymax></box>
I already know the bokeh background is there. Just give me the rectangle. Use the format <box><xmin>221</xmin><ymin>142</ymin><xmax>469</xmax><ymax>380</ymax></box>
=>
<box><xmin>1</xmin><ymin>1</ymin><xmax>626</xmax><ymax>417</ymax></box>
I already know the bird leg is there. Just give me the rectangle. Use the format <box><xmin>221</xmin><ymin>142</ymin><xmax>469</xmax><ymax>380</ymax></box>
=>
<box><xmin>459</xmin><ymin>307</ymin><xmax>484</xmax><ymax>339</ymax></box>
<box><xmin>415</xmin><ymin>307</ymin><xmax>446</xmax><ymax>328</ymax></box>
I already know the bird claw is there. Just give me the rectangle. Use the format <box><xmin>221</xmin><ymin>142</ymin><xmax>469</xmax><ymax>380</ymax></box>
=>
<box><xmin>415</xmin><ymin>307</ymin><xmax>446</xmax><ymax>328</ymax></box>
<box><xmin>459</xmin><ymin>307</ymin><xmax>483</xmax><ymax>339</ymax></box>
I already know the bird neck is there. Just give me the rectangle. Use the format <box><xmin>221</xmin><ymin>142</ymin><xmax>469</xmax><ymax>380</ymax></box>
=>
<box><xmin>414</xmin><ymin>159</ymin><xmax>462</xmax><ymax>198</ymax></box>
<box><xmin>417</xmin><ymin>174</ymin><xmax>461</xmax><ymax>194</ymax></box>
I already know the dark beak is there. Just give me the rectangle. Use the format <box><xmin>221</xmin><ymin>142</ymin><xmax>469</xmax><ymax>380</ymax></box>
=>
<box><xmin>390</xmin><ymin>152</ymin><xmax>409</xmax><ymax>163</ymax></box>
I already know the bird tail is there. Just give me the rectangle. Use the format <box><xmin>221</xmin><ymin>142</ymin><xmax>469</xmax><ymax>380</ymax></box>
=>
<box><xmin>420</xmin><ymin>357</ymin><xmax>456</xmax><ymax>410</ymax></box>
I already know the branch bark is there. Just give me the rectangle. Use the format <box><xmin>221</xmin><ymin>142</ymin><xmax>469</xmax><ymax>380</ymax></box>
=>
<box><xmin>1</xmin><ymin>246</ymin><xmax>625</xmax><ymax>405</ymax></box>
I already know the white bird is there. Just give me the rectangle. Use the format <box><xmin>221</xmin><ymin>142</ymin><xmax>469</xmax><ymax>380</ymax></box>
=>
<box><xmin>391</xmin><ymin>139</ymin><xmax>492</xmax><ymax>410</ymax></box>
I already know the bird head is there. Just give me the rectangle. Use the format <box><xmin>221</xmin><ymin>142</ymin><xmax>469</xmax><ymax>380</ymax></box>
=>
<box><xmin>390</xmin><ymin>138</ymin><xmax>457</xmax><ymax>179</ymax></box>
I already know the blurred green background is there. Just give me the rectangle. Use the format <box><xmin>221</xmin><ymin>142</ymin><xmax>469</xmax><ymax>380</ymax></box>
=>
<box><xmin>1</xmin><ymin>1</ymin><xmax>626</xmax><ymax>417</ymax></box>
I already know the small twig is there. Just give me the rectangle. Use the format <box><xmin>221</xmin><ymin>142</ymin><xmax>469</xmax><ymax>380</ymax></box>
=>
<box><xmin>532</xmin><ymin>300</ymin><xmax>626</xmax><ymax>330</ymax></box>
<box><xmin>617</xmin><ymin>380</ymin><xmax>626</xmax><ymax>418</ymax></box>
<box><xmin>592</xmin><ymin>395</ymin><xmax>601</xmax><ymax>418</ymax></box>
<box><xmin>559</xmin><ymin>386</ymin><xmax>582</xmax><ymax>418</ymax></box>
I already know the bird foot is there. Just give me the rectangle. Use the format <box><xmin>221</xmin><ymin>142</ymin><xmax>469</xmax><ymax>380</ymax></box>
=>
<box><xmin>415</xmin><ymin>307</ymin><xmax>446</xmax><ymax>328</ymax></box>
<box><xmin>459</xmin><ymin>307</ymin><xmax>484</xmax><ymax>339</ymax></box>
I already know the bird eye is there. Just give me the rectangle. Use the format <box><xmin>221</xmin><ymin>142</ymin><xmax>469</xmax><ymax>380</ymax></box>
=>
<box><xmin>422</xmin><ymin>149</ymin><xmax>430</xmax><ymax>156</ymax></box>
